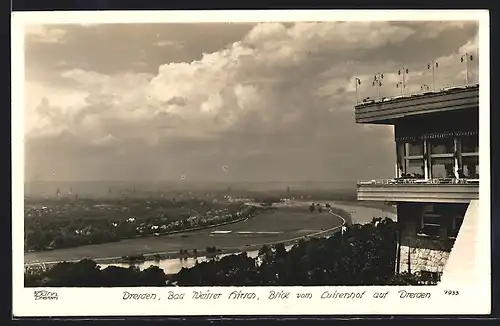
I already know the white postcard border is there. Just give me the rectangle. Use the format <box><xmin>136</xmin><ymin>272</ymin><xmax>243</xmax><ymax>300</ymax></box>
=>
<box><xmin>12</xmin><ymin>9</ymin><xmax>491</xmax><ymax>317</ymax></box>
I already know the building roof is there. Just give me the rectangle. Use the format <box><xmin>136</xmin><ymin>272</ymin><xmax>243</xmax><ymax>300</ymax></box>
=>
<box><xmin>355</xmin><ymin>83</ymin><xmax>479</xmax><ymax>109</ymax></box>
<box><xmin>354</xmin><ymin>83</ymin><xmax>479</xmax><ymax>125</ymax></box>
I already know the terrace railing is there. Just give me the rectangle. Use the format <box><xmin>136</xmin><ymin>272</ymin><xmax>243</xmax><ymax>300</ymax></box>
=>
<box><xmin>357</xmin><ymin>178</ymin><xmax>479</xmax><ymax>186</ymax></box>
<box><xmin>356</xmin><ymin>83</ymin><xmax>479</xmax><ymax>107</ymax></box>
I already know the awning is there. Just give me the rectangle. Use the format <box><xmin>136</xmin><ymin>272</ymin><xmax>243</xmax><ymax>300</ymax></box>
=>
<box><xmin>396</xmin><ymin>130</ymin><xmax>478</xmax><ymax>141</ymax></box>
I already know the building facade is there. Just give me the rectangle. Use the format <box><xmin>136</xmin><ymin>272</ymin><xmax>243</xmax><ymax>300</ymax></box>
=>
<box><xmin>354</xmin><ymin>84</ymin><xmax>479</xmax><ymax>281</ymax></box>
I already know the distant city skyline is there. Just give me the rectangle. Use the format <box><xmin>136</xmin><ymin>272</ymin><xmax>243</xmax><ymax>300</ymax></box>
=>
<box><xmin>24</xmin><ymin>21</ymin><xmax>479</xmax><ymax>182</ymax></box>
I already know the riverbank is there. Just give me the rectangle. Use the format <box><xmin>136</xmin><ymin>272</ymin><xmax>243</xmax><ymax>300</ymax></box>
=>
<box><xmin>25</xmin><ymin>200</ymin><xmax>396</xmax><ymax>268</ymax></box>
<box><xmin>26</xmin><ymin>205</ymin><xmax>259</xmax><ymax>254</ymax></box>
<box><xmin>28</xmin><ymin>209</ymin><xmax>348</xmax><ymax>268</ymax></box>
<box><xmin>25</xmin><ymin>205</ymin><xmax>349</xmax><ymax>267</ymax></box>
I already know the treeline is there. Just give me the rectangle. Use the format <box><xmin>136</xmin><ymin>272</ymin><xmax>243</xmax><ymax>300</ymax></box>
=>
<box><xmin>25</xmin><ymin>218</ymin><xmax>437</xmax><ymax>287</ymax></box>
<box><xmin>25</xmin><ymin>261</ymin><xmax>168</xmax><ymax>287</ymax></box>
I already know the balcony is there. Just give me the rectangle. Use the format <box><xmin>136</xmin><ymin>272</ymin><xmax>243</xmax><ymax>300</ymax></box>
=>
<box><xmin>354</xmin><ymin>84</ymin><xmax>479</xmax><ymax>125</ymax></box>
<box><xmin>357</xmin><ymin>178</ymin><xmax>479</xmax><ymax>203</ymax></box>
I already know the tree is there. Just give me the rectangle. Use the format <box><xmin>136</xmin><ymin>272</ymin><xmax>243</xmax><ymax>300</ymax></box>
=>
<box><xmin>258</xmin><ymin>244</ymin><xmax>271</xmax><ymax>257</ymax></box>
<box><xmin>100</xmin><ymin>265</ymin><xmax>140</xmax><ymax>286</ymax></box>
<box><xmin>205</xmin><ymin>246</ymin><xmax>219</xmax><ymax>260</ymax></box>
<box><xmin>139</xmin><ymin>266</ymin><xmax>168</xmax><ymax>286</ymax></box>
<box><xmin>44</xmin><ymin>259</ymin><xmax>102</xmax><ymax>287</ymax></box>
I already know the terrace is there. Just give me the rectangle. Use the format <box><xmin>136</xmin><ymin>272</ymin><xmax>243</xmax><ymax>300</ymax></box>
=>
<box><xmin>357</xmin><ymin>178</ymin><xmax>479</xmax><ymax>203</ymax></box>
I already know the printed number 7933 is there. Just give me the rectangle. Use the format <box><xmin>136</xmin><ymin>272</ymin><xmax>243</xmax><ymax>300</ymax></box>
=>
<box><xmin>444</xmin><ymin>290</ymin><xmax>459</xmax><ymax>295</ymax></box>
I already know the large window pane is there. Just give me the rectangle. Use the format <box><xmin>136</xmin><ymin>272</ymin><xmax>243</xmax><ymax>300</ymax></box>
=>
<box><xmin>431</xmin><ymin>157</ymin><xmax>455</xmax><ymax>178</ymax></box>
<box><xmin>423</xmin><ymin>213</ymin><xmax>441</xmax><ymax>226</ymax></box>
<box><xmin>462</xmin><ymin>156</ymin><xmax>479</xmax><ymax>179</ymax></box>
<box><xmin>404</xmin><ymin>159</ymin><xmax>425</xmax><ymax>178</ymax></box>
<box><xmin>430</xmin><ymin>138</ymin><xmax>454</xmax><ymax>155</ymax></box>
<box><xmin>405</xmin><ymin>140</ymin><xmax>423</xmax><ymax>156</ymax></box>
<box><xmin>461</xmin><ymin>135</ymin><xmax>479</xmax><ymax>154</ymax></box>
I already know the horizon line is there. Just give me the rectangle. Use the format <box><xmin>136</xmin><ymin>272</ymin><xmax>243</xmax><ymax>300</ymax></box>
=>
<box><xmin>24</xmin><ymin>180</ymin><xmax>358</xmax><ymax>184</ymax></box>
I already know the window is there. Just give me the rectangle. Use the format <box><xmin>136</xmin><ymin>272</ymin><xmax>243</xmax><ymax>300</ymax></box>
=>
<box><xmin>407</xmin><ymin>140</ymin><xmax>423</xmax><ymax>156</ymax></box>
<box><xmin>418</xmin><ymin>204</ymin><xmax>442</xmax><ymax>238</ymax></box>
<box><xmin>429</xmin><ymin>138</ymin><xmax>455</xmax><ymax>179</ymax></box>
<box><xmin>461</xmin><ymin>135</ymin><xmax>479</xmax><ymax>154</ymax></box>
<box><xmin>431</xmin><ymin>157</ymin><xmax>455</xmax><ymax>178</ymax></box>
<box><xmin>402</xmin><ymin>140</ymin><xmax>425</xmax><ymax>179</ymax></box>
<box><xmin>406</xmin><ymin>159</ymin><xmax>424</xmax><ymax>176</ymax></box>
<box><xmin>430</xmin><ymin>138</ymin><xmax>454</xmax><ymax>155</ymax></box>
<box><xmin>448</xmin><ymin>215</ymin><xmax>464</xmax><ymax>239</ymax></box>
<box><xmin>460</xmin><ymin>135</ymin><xmax>479</xmax><ymax>179</ymax></box>
<box><xmin>462</xmin><ymin>156</ymin><xmax>479</xmax><ymax>179</ymax></box>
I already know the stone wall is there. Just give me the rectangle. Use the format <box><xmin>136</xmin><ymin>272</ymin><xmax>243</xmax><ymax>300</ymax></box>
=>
<box><xmin>397</xmin><ymin>202</ymin><xmax>468</xmax><ymax>274</ymax></box>
<box><xmin>398</xmin><ymin>245</ymin><xmax>450</xmax><ymax>274</ymax></box>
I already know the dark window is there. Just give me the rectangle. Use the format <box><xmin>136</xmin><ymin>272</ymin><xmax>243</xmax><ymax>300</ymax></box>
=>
<box><xmin>430</xmin><ymin>138</ymin><xmax>454</xmax><ymax>155</ymax></box>
<box><xmin>419</xmin><ymin>224</ymin><xmax>441</xmax><ymax>237</ymax></box>
<box><xmin>406</xmin><ymin>140</ymin><xmax>423</xmax><ymax>156</ymax></box>
<box><xmin>418</xmin><ymin>204</ymin><xmax>442</xmax><ymax>238</ymax></box>
<box><xmin>430</xmin><ymin>157</ymin><xmax>455</xmax><ymax>178</ymax></box>
<box><xmin>461</xmin><ymin>135</ymin><xmax>479</xmax><ymax>154</ymax></box>
<box><xmin>402</xmin><ymin>140</ymin><xmax>424</xmax><ymax>179</ymax></box>
<box><xmin>448</xmin><ymin>216</ymin><xmax>464</xmax><ymax>238</ymax></box>
<box><xmin>423</xmin><ymin>213</ymin><xmax>441</xmax><ymax>226</ymax></box>
<box><xmin>428</xmin><ymin>139</ymin><xmax>455</xmax><ymax>179</ymax></box>
<box><xmin>405</xmin><ymin>159</ymin><xmax>425</xmax><ymax>177</ymax></box>
<box><xmin>462</xmin><ymin>155</ymin><xmax>479</xmax><ymax>179</ymax></box>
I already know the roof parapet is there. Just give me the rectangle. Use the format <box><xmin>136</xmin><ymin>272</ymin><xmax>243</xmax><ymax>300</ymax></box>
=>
<box><xmin>355</xmin><ymin>83</ymin><xmax>479</xmax><ymax>109</ymax></box>
<box><xmin>357</xmin><ymin>178</ymin><xmax>479</xmax><ymax>186</ymax></box>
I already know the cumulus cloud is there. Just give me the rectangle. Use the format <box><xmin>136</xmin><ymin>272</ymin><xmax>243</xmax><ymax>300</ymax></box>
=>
<box><xmin>23</xmin><ymin>21</ymin><xmax>479</xmax><ymax>182</ymax></box>
<box><xmin>46</xmin><ymin>22</ymin><xmax>415</xmax><ymax>141</ymax></box>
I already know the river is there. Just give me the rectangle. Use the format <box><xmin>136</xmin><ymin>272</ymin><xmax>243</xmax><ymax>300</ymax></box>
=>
<box><xmin>97</xmin><ymin>201</ymin><xmax>396</xmax><ymax>274</ymax></box>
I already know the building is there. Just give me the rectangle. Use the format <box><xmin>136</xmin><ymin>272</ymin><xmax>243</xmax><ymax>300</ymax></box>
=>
<box><xmin>354</xmin><ymin>84</ymin><xmax>479</xmax><ymax>281</ymax></box>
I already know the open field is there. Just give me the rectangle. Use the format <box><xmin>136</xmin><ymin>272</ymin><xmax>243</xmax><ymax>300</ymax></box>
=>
<box><xmin>273</xmin><ymin>200</ymin><xmax>396</xmax><ymax>223</ymax></box>
<box><xmin>24</xmin><ymin>206</ymin><xmax>345</xmax><ymax>264</ymax></box>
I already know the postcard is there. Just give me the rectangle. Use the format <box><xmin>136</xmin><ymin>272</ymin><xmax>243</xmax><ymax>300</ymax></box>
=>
<box><xmin>12</xmin><ymin>9</ymin><xmax>490</xmax><ymax>317</ymax></box>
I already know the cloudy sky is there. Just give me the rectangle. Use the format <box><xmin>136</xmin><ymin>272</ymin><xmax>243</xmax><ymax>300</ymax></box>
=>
<box><xmin>23</xmin><ymin>21</ymin><xmax>479</xmax><ymax>183</ymax></box>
